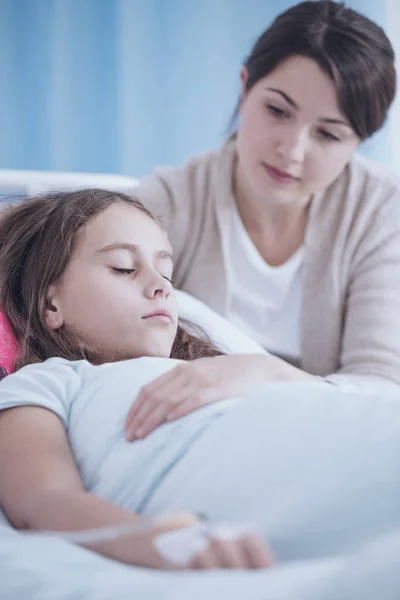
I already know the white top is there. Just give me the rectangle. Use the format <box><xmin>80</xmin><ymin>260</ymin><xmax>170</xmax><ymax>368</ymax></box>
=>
<box><xmin>227</xmin><ymin>203</ymin><xmax>303</xmax><ymax>364</ymax></box>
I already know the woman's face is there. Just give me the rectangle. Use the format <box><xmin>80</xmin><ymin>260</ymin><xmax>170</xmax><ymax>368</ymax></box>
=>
<box><xmin>236</xmin><ymin>55</ymin><xmax>360</xmax><ymax>207</ymax></box>
<box><xmin>45</xmin><ymin>202</ymin><xmax>178</xmax><ymax>362</ymax></box>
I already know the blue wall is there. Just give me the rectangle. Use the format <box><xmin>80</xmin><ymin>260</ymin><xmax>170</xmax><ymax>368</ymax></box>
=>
<box><xmin>0</xmin><ymin>0</ymin><xmax>396</xmax><ymax>177</ymax></box>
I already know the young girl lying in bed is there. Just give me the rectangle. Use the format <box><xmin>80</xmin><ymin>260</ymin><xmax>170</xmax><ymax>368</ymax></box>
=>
<box><xmin>0</xmin><ymin>190</ymin><xmax>398</xmax><ymax>572</ymax></box>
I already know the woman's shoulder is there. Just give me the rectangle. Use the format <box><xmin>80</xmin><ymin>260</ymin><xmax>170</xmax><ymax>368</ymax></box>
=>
<box><xmin>153</xmin><ymin>146</ymin><xmax>221</xmax><ymax>181</ymax></box>
<box><xmin>337</xmin><ymin>153</ymin><xmax>400</xmax><ymax>210</ymax></box>
<box><xmin>350</xmin><ymin>152</ymin><xmax>400</xmax><ymax>190</ymax></box>
<box><xmin>135</xmin><ymin>136</ymin><xmax>235</xmax><ymax>213</ymax></box>
<box><xmin>316</xmin><ymin>153</ymin><xmax>400</xmax><ymax>235</ymax></box>
<box><xmin>308</xmin><ymin>154</ymin><xmax>400</xmax><ymax>268</ymax></box>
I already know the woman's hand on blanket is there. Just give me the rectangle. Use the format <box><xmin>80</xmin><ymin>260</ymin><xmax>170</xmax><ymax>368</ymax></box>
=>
<box><xmin>125</xmin><ymin>354</ymin><xmax>280</xmax><ymax>440</ymax></box>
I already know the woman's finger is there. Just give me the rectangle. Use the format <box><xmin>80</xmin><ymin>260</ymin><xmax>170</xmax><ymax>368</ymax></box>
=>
<box><xmin>132</xmin><ymin>403</ymin><xmax>173</xmax><ymax>439</ymax></box>
<box><xmin>127</xmin><ymin>391</ymin><xmax>174</xmax><ymax>436</ymax></box>
<box><xmin>126</xmin><ymin>381</ymin><xmax>195</xmax><ymax>440</ymax></box>
<box><xmin>125</xmin><ymin>368</ymin><xmax>180</xmax><ymax>426</ymax></box>
<box><xmin>126</xmin><ymin>380</ymin><xmax>181</xmax><ymax>434</ymax></box>
<box><xmin>130</xmin><ymin>377</ymin><xmax>192</xmax><ymax>431</ymax></box>
<box><xmin>135</xmin><ymin>384</ymin><xmax>202</xmax><ymax>437</ymax></box>
<box><xmin>126</xmin><ymin>362</ymin><xmax>208</xmax><ymax>432</ymax></box>
<box><xmin>166</xmin><ymin>388</ymin><xmax>215</xmax><ymax>421</ymax></box>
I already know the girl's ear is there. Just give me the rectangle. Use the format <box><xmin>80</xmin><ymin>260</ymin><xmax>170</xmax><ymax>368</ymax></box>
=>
<box><xmin>43</xmin><ymin>285</ymin><xmax>64</xmax><ymax>330</ymax></box>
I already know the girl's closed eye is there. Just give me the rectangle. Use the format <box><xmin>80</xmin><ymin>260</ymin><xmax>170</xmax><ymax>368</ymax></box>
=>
<box><xmin>112</xmin><ymin>268</ymin><xmax>173</xmax><ymax>284</ymax></box>
<box><xmin>112</xmin><ymin>268</ymin><xmax>135</xmax><ymax>275</ymax></box>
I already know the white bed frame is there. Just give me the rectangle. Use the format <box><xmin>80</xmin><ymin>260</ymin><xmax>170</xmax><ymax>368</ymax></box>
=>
<box><xmin>0</xmin><ymin>169</ymin><xmax>138</xmax><ymax>196</ymax></box>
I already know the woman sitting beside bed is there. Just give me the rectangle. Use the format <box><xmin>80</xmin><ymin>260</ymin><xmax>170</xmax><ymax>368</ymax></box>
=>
<box><xmin>136</xmin><ymin>0</ymin><xmax>400</xmax><ymax>391</ymax></box>
<box><xmin>0</xmin><ymin>190</ymin><xmax>398</xmax><ymax>572</ymax></box>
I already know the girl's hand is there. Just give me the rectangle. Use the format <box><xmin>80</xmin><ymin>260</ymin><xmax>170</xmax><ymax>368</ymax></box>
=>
<box><xmin>125</xmin><ymin>354</ymin><xmax>278</xmax><ymax>440</ymax></box>
<box><xmin>144</xmin><ymin>512</ymin><xmax>275</xmax><ymax>570</ymax></box>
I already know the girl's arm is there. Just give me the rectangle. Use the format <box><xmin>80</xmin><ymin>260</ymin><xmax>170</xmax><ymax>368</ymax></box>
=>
<box><xmin>0</xmin><ymin>405</ymin><xmax>171</xmax><ymax>568</ymax></box>
<box><xmin>0</xmin><ymin>404</ymin><xmax>272</xmax><ymax>570</ymax></box>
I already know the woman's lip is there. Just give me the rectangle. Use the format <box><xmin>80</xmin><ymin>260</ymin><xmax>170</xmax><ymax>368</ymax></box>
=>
<box><xmin>263</xmin><ymin>163</ymin><xmax>299</xmax><ymax>183</ymax></box>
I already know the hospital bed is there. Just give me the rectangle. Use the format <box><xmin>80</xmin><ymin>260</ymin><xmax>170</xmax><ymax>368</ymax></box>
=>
<box><xmin>0</xmin><ymin>168</ymin><xmax>399</xmax><ymax>600</ymax></box>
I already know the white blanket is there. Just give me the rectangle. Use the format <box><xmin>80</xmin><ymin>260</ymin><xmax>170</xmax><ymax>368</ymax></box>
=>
<box><xmin>1</xmin><ymin>359</ymin><xmax>400</xmax><ymax>598</ymax></box>
<box><xmin>1</xmin><ymin>521</ymin><xmax>400</xmax><ymax>599</ymax></box>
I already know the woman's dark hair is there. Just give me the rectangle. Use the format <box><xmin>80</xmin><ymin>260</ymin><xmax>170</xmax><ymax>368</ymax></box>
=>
<box><xmin>0</xmin><ymin>189</ymin><xmax>222</xmax><ymax>369</ymax></box>
<box><xmin>232</xmin><ymin>0</ymin><xmax>396</xmax><ymax>139</ymax></box>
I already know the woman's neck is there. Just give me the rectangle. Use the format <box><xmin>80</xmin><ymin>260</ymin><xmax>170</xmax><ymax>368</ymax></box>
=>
<box><xmin>233</xmin><ymin>164</ymin><xmax>311</xmax><ymax>266</ymax></box>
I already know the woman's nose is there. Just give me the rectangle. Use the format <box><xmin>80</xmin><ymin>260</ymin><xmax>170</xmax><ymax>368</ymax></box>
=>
<box><xmin>276</xmin><ymin>127</ymin><xmax>309</xmax><ymax>164</ymax></box>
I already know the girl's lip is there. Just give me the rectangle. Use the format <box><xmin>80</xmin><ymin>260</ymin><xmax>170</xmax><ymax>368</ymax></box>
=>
<box><xmin>263</xmin><ymin>163</ymin><xmax>299</xmax><ymax>183</ymax></box>
<box><xmin>142</xmin><ymin>309</ymin><xmax>173</xmax><ymax>323</ymax></box>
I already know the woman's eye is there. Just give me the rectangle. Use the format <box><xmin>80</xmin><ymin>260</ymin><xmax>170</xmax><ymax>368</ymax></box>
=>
<box><xmin>112</xmin><ymin>268</ymin><xmax>135</xmax><ymax>275</ymax></box>
<box><xmin>319</xmin><ymin>129</ymin><xmax>340</xmax><ymax>142</ymax></box>
<box><xmin>163</xmin><ymin>276</ymin><xmax>174</xmax><ymax>284</ymax></box>
<box><xmin>267</xmin><ymin>105</ymin><xmax>289</xmax><ymax>118</ymax></box>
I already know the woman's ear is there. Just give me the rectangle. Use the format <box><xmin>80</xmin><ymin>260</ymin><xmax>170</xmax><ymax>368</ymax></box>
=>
<box><xmin>239</xmin><ymin>66</ymin><xmax>249</xmax><ymax>109</ymax></box>
<box><xmin>43</xmin><ymin>285</ymin><xmax>64</xmax><ymax>331</ymax></box>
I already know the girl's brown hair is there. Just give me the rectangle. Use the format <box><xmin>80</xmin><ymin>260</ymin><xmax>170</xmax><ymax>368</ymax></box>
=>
<box><xmin>0</xmin><ymin>189</ymin><xmax>222</xmax><ymax>369</ymax></box>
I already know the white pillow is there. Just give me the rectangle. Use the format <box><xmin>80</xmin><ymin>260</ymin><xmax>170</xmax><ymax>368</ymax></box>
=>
<box><xmin>175</xmin><ymin>290</ymin><xmax>267</xmax><ymax>355</ymax></box>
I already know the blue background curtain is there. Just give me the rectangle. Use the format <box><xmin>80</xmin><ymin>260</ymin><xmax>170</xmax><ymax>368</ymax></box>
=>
<box><xmin>0</xmin><ymin>0</ymin><xmax>398</xmax><ymax>178</ymax></box>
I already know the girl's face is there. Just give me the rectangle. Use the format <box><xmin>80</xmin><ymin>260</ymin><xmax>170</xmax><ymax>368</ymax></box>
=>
<box><xmin>236</xmin><ymin>55</ymin><xmax>360</xmax><ymax>207</ymax></box>
<box><xmin>45</xmin><ymin>202</ymin><xmax>178</xmax><ymax>362</ymax></box>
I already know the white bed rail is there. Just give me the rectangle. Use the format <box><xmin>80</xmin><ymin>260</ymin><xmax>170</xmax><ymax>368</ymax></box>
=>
<box><xmin>0</xmin><ymin>169</ymin><xmax>138</xmax><ymax>197</ymax></box>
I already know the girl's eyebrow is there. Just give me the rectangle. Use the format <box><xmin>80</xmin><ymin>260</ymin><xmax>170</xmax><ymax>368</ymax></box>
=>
<box><xmin>97</xmin><ymin>243</ymin><xmax>173</xmax><ymax>261</ymax></box>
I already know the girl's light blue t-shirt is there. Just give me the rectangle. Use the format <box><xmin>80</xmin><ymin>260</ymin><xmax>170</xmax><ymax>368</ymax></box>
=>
<box><xmin>0</xmin><ymin>357</ymin><xmax>240</xmax><ymax>513</ymax></box>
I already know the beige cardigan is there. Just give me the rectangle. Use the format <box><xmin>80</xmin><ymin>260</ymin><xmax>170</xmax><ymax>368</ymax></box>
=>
<box><xmin>135</xmin><ymin>137</ymin><xmax>400</xmax><ymax>389</ymax></box>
